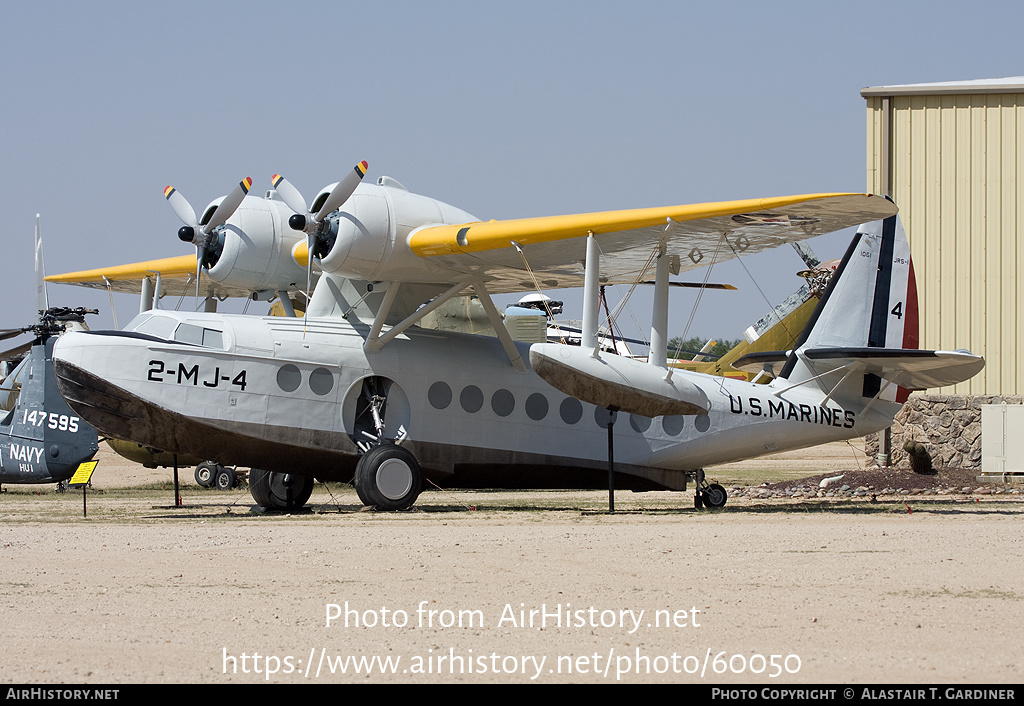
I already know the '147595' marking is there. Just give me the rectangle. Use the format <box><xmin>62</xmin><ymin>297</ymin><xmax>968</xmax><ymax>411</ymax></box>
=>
<box><xmin>148</xmin><ymin>360</ymin><xmax>248</xmax><ymax>391</ymax></box>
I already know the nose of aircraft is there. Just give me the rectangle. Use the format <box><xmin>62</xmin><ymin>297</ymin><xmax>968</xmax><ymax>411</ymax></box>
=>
<box><xmin>52</xmin><ymin>330</ymin><xmax>144</xmax><ymax>443</ymax></box>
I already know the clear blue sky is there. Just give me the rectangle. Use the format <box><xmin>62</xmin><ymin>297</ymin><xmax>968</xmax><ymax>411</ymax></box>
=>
<box><xmin>2</xmin><ymin>0</ymin><xmax>1020</xmax><ymax>343</ymax></box>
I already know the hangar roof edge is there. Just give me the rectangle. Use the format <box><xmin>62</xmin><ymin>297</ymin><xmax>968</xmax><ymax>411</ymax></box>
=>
<box><xmin>862</xmin><ymin>76</ymin><xmax>1024</xmax><ymax>97</ymax></box>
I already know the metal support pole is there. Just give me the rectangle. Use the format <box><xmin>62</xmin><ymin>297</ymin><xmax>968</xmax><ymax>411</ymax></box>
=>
<box><xmin>140</xmin><ymin>277</ymin><xmax>154</xmax><ymax>314</ymax></box>
<box><xmin>173</xmin><ymin>454</ymin><xmax>181</xmax><ymax>508</ymax></box>
<box><xmin>277</xmin><ymin>290</ymin><xmax>297</xmax><ymax>317</ymax></box>
<box><xmin>606</xmin><ymin>407</ymin><xmax>618</xmax><ymax>513</ymax></box>
<box><xmin>582</xmin><ymin>233</ymin><xmax>600</xmax><ymax>351</ymax></box>
<box><xmin>650</xmin><ymin>250</ymin><xmax>669</xmax><ymax>368</ymax></box>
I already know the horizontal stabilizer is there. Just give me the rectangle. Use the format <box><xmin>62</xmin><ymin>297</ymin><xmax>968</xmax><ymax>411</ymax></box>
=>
<box><xmin>801</xmin><ymin>347</ymin><xmax>985</xmax><ymax>391</ymax></box>
<box><xmin>529</xmin><ymin>343</ymin><xmax>710</xmax><ymax>417</ymax></box>
<box><xmin>732</xmin><ymin>350</ymin><xmax>790</xmax><ymax>374</ymax></box>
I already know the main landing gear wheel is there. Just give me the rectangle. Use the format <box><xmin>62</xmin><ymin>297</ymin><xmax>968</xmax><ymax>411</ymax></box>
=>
<box><xmin>354</xmin><ymin>444</ymin><xmax>422</xmax><ymax>511</ymax></box>
<box><xmin>214</xmin><ymin>465</ymin><xmax>237</xmax><ymax>491</ymax></box>
<box><xmin>195</xmin><ymin>461</ymin><xmax>218</xmax><ymax>488</ymax></box>
<box><xmin>249</xmin><ymin>468</ymin><xmax>314</xmax><ymax>511</ymax></box>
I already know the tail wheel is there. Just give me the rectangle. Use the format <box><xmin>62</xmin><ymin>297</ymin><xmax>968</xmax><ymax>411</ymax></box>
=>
<box><xmin>249</xmin><ymin>468</ymin><xmax>314</xmax><ymax>510</ymax></box>
<box><xmin>701</xmin><ymin>483</ymin><xmax>728</xmax><ymax>509</ymax></box>
<box><xmin>354</xmin><ymin>444</ymin><xmax>422</xmax><ymax>511</ymax></box>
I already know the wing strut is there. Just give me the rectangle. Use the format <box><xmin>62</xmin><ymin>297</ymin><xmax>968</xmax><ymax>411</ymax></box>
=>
<box><xmin>582</xmin><ymin>232</ymin><xmax>601</xmax><ymax>352</ymax></box>
<box><xmin>140</xmin><ymin>276</ymin><xmax>154</xmax><ymax>314</ymax></box>
<box><xmin>650</xmin><ymin>244</ymin><xmax>670</xmax><ymax>369</ymax></box>
<box><xmin>471</xmin><ymin>282</ymin><xmax>527</xmax><ymax>373</ymax></box>
<box><xmin>363</xmin><ymin>281</ymin><xmax>470</xmax><ymax>353</ymax></box>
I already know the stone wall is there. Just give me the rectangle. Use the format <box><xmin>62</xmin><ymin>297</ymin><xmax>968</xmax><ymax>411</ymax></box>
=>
<box><xmin>864</xmin><ymin>394</ymin><xmax>1024</xmax><ymax>469</ymax></box>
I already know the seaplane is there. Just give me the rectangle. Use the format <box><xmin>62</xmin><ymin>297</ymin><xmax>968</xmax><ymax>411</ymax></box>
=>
<box><xmin>48</xmin><ymin>162</ymin><xmax>984</xmax><ymax>510</ymax></box>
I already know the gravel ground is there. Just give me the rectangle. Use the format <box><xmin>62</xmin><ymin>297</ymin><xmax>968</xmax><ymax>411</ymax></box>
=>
<box><xmin>0</xmin><ymin>442</ymin><xmax>1020</xmax><ymax>685</ymax></box>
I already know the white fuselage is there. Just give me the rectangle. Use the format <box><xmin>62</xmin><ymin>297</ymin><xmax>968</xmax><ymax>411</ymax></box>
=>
<box><xmin>52</xmin><ymin>309</ymin><xmax>898</xmax><ymax>490</ymax></box>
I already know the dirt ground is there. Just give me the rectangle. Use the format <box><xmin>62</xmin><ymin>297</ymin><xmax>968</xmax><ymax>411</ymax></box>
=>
<box><xmin>0</xmin><ymin>442</ymin><xmax>1020</xmax><ymax>685</ymax></box>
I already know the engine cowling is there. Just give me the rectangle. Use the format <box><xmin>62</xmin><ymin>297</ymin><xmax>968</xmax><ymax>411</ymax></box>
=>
<box><xmin>311</xmin><ymin>182</ymin><xmax>479</xmax><ymax>282</ymax></box>
<box><xmin>202</xmin><ymin>195</ymin><xmax>308</xmax><ymax>293</ymax></box>
<box><xmin>315</xmin><ymin>187</ymin><xmax>392</xmax><ymax>279</ymax></box>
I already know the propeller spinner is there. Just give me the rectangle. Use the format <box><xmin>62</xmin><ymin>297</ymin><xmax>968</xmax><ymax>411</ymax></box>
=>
<box><xmin>165</xmin><ymin>178</ymin><xmax>253</xmax><ymax>296</ymax></box>
<box><xmin>271</xmin><ymin>161</ymin><xmax>368</xmax><ymax>297</ymax></box>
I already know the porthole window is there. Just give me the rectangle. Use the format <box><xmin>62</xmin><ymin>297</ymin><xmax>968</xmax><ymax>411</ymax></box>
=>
<box><xmin>428</xmin><ymin>381</ymin><xmax>452</xmax><ymax>410</ymax></box>
<box><xmin>629</xmin><ymin>414</ymin><xmax>652</xmax><ymax>433</ymax></box>
<box><xmin>559</xmin><ymin>397</ymin><xmax>583</xmax><ymax>425</ymax></box>
<box><xmin>309</xmin><ymin>367</ymin><xmax>334</xmax><ymax>396</ymax></box>
<box><xmin>525</xmin><ymin>393</ymin><xmax>548</xmax><ymax>421</ymax></box>
<box><xmin>663</xmin><ymin>415</ymin><xmax>684</xmax><ymax>436</ymax></box>
<box><xmin>491</xmin><ymin>389</ymin><xmax>515</xmax><ymax>417</ymax></box>
<box><xmin>594</xmin><ymin>407</ymin><xmax>616</xmax><ymax>428</ymax></box>
<box><xmin>694</xmin><ymin>414</ymin><xmax>711</xmax><ymax>432</ymax></box>
<box><xmin>460</xmin><ymin>385</ymin><xmax>484</xmax><ymax>413</ymax></box>
<box><xmin>276</xmin><ymin>364</ymin><xmax>301</xmax><ymax>393</ymax></box>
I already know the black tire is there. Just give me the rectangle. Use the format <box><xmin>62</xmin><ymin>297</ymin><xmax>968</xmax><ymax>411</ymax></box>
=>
<box><xmin>354</xmin><ymin>444</ymin><xmax>422</xmax><ymax>511</ymax></box>
<box><xmin>195</xmin><ymin>461</ymin><xmax>218</xmax><ymax>488</ymax></box>
<box><xmin>249</xmin><ymin>468</ymin><xmax>314</xmax><ymax>510</ymax></box>
<box><xmin>702</xmin><ymin>483</ymin><xmax>728</xmax><ymax>508</ymax></box>
<box><xmin>214</xmin><ymin>466</ymin><xmax>237</xmax><ymax>491</ymax></box>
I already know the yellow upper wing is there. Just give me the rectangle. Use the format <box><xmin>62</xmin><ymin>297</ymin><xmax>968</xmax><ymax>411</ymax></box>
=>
<box><xmin>44</xmin><ymin>255</ymin><xmax>257</xmax><ymax>299</ymax></box>
<box><xmin>408</xmin><ymin>193</ymin><xmax>897</xmax><ymax>294</ymax></box>
<box><xmin>46</xmin><ymin>193</ymin><xmax>898</xmax><ymax>299</ymax></box>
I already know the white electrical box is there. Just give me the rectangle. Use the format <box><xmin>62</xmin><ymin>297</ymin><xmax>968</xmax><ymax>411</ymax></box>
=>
<box><xmin>980</xmin><ymin>404</ymin><xmax>1024</xmax><ymax>481</ymax></box>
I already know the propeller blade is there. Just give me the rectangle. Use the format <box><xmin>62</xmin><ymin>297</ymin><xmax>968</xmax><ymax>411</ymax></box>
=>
<box><xmin>203</xmin><ymin>177</ymin><xmax>253</xmax><ymax>234</ymax></box>
<box><xmin>195</xmin><ymin>246</ymin><xmax>205</xmax><ymax>301</ymax></box>
<box><xmin>164</xmin><ymin>186</ymin><xmax>198</xmax><ymax>228</ymax></box>
<box><xmin>790</xmin><ymin>241</ymin><xmax>821</xmax><ymax>270</ymax></box>
<box><xmin>271</xmin><ymin>174</ymin><xmax>310</xmax><ymax>216</ymax></box>
<box><xmin>313</xmin><ymin>161</ymin><xmax>367</xmax><ymax>221</ymax></box>
<box><xmin>0</xmin><ymin>341</ymin><xmax>32</xmax><ymax>362</ymax></box>
<box><xmin>641</xmin><ymin>281</ymin><xmax>738</xmax><ymax>290</ymax></box>
<box><xmin>306</xmin><ymin>233</ymin><xmax>314</xmax><ymax>298</ymax></box>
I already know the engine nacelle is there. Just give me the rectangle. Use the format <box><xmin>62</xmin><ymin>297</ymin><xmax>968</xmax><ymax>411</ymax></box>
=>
<box><xmin>316</xmin><ymin>187</ymin><xmax>392</xmax><ymax>279</ymax></box>
<box><xmin>313</xmin><ymin>181</ymin><xmax>479</xmax><ymax>282</ymax></box>
<box><xmin>202</xmin><ymin>194</ymin><xmax>308</xmax><ymax>293</ymax></box>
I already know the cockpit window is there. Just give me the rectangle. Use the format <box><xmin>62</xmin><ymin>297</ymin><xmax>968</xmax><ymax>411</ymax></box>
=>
<box><xmin>174</xmin><ymin>323</ymin><xmax>224</xmax><ymax>349</ymax></box>
<box><xmin>130</xmin><ymin>314</ymin><xmax>177</xmax><ymax>340</ymax></box>
<box><xmin>124</xmin><ymin>314</ymin><xmax>224</xmax><ymax>349</ymax></box>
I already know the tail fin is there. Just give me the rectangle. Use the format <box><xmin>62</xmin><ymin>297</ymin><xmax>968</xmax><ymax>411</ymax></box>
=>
<box><xmin>779</xmin><ymin>211</ymin><xmax>982</xmax><ymax>398</ymax></box>
<box><xmin>798</xmin><ymin>212</ymin><xmax>917</xmax><ymax>353</ymax></box>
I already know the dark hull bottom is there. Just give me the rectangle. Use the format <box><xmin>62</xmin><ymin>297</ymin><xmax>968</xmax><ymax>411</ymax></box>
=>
<box><xmin>54</xmin><ymin>360</ymin><xmax>689</xmax><ymax>491</ymax></box>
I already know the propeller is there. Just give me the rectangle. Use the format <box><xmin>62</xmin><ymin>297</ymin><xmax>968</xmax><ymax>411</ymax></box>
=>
<box><xmin>0</xmin><ymin>341</ymin><xmax>32</xmax><ymax>363</ymax></box>
<box><xmin>165</xmin><ymin>177</ymin><xmax>253</xmax><ymax>298</ymax></box>
<box><xmin>271</xmin><ymin>161</ymin><xmax>368</xmax><ymax>299</ymax></box>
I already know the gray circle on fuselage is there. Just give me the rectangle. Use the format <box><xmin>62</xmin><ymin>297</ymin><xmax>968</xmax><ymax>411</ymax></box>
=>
<box><xmin>594</xmin><ymin>407</ymin><xmax>615</xmax><ymax>428</ymax></box>
<box><xmin>559</xmin><ymin>397</ymin><xmax>583</xmax><ymax>425</ymax></box>
<box><xmin>277</xmin><ymin>364</ymin><xmax>301</xmax><ymax>393</ymax></box>
<box><xmin>428</xmin><ymin>381</ymin><xmax>453</xmax><ymax>410</ymax></box>
<box><xmin>525</xmin><ymin>393</ymin><xmax>549</xmax><ymax>421</ymax></box>
<box><xmin>694</xmin><ymin>414</ymin><xmax>711</xmax><ymax>432</ymax></box>
<box><xmin>460</xmin><ymin>385</ymin><xmax>484</xmax><ymax>413</ymax></box>
<box><xmin>309</xmin><ymin>367</ymin><xmax>334</xmax><ymax>396</ymax></box>
<box><xmin>491</xmin><ymin>389</ymin><xmax>515</xmax><ymax>417</ymax></box>
<box><xmin>663</xmin><ymin>415</ymin><xmax>684</xmax><ymax>436</ymax></box>
<box><xmin>629</xmin><ymin>414</ymin><xmax>652</xmax><ymax>433</ymax></box>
